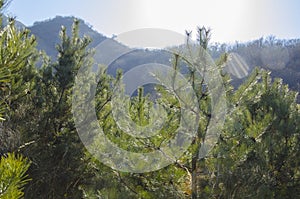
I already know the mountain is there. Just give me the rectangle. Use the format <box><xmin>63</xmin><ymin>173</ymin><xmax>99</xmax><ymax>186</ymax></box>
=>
<box><xmin>28</xmin><ymin>16</ymin><xmax>172</xmax><ymax>75</ymax></box>
<box><xmin>28</xmin><ymin>16</ymin><xmax>107</xmax><ymax>58</ymax></box>
<box><xmin>14</xmin><ymin>16</ymin><xmax>300</xmax><ymax>101</ymax></box>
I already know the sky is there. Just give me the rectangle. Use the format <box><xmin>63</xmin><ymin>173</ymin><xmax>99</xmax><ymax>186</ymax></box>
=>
<box><xmin>5</xmin><ymin>0</ymin><xmax>300</xmax><ymax>43</ymax></box>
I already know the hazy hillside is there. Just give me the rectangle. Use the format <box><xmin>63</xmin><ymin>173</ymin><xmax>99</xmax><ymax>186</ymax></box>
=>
<box><xmin>29</xmin><ymin>16</ymin><xmax>107</xmax><ymax>58</ymax></box>
<box><xmin>22</xmin><ymin>16</ymin><xmax>300</xmax><ymax>101</ymax></box>
<box><xmin>209</xmin><ymin>38</ymin><xmax>300</xmax><ymax>101</ymax></box>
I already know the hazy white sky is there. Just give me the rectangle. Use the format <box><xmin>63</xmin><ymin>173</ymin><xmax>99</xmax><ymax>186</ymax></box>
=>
<box><xmin>5</xmin><ymin>0</ymin><xmax>300</xmax><ymax>43</ymax></box>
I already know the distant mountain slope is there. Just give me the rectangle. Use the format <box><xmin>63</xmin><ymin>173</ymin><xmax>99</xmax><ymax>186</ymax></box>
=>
<box><xmin>29</xmin><ymin>16</ymin><xmax>107</xmax><ymax>58</ymax></box>
<box><xmin>24</xmin><ymin>16</ymin><xmax>300</xmax><ymax>101</ymax></box>
<box><xmin>27</xmin><ymin>16</ymin><xmax>171</xmax><ymax>74</ymax></box>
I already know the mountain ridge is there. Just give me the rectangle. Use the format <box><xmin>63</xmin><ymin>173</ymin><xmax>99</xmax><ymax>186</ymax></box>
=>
<box><xmin>4</xmin><ymin>15</ymin><xmax>300</xmax><ymax>101</ymax></box>
<box><xmin>28</xmin><ymin>16</ymin><xmax>107</xmax><ymax>58</ymax></box>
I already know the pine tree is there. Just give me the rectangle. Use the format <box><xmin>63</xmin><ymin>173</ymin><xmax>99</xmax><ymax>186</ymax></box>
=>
<box><xmin>0</xmin><ymin>5</ymin><xmax>37</xmax><ymax>154</ymax></box>
<box><xmin>203</xmin><ymin>68</ymin><xmax>300</xmax><ymax>198</ymax></box>
<box><xmin>21</xmin><ymin>20</ymin><xmax>94</xmax><ymax>198</ymax></box>
<box><xmin>1</xmin><ymin>2</ymin><xmax>298</xmax><ymax>197</ymax></box>
<box><xmin>0</xmin><ymin>1</ymin><xmax>32</xmax><ymax>198</ymax></box>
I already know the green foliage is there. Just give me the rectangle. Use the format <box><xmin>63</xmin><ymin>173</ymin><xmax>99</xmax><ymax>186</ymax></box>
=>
<box><xmin>0</xmin><ymin>3</ymin><xmax>33</xmax><ymax>198</ymax></box>
<box><xmin>0</xmin><ymin>17</ymin><xmax>37</xmax><ymax>122</ymax></box>
<box><xmin>203</xmin><ymin>69</ymin><xmax>300</xmax><ymax>198</ymax></box>
<box><xmin>0</xmin><ymin>153</ymin><xmax>30</xmax><ymax>199</ymax></box>
<box><xmin>20</xmin><ymin>20</ymin><xmax>94</xmax><ymax>199</ymax></box>
<box><xmin>0</xmin><ymin>3</ymin><xmax>299</xmax><ymax>198</ymax></box>
<box><xmin>0</xmin><ymin>0</ymin><xmax>37</xmax><ymax>156</ymax></box>
<box><xmin>89</xmin><ymin>69</ymin><xmax>187</xmax><ymax>198</ymax></box>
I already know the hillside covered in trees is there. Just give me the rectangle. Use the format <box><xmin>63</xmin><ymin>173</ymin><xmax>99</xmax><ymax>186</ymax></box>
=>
<box><xmin>0</xmin><ymin>1</ymin><xmax>300</xmax><ymax>198</ymax></box>
<box><xmin>28</xmin><ymin>16</ymin><xmax>300</xmax><ymax>102</ymax></box>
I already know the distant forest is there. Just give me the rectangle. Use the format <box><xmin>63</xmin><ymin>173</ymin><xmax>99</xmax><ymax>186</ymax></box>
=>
<box><xmin>19</xmin><ymin>15</ymin><xmax>300</xmax><ymax>102</ymax></box>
